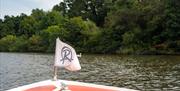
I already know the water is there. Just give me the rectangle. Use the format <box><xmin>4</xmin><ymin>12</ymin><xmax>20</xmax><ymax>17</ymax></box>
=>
<box><xmin>0</xmin><ymin>53</ymin><xmax>180</xmax><ymax>91</ymax></box>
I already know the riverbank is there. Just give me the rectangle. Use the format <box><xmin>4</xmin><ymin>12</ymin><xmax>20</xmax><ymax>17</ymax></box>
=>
<box><xmin>1</xmin><ymin>50</ymin><xmax>180</xmax><ymax>55</ymax></box>
<box><xmin>136</xmin><ymin>50</ymin><xmax>180</xmax><ymax>55</ymax></box>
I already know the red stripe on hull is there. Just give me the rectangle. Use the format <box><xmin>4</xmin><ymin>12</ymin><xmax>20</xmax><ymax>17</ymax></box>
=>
<box><xmin>25</xmin><ymin>85</ymin><xmax>116</xmax><ymax>91</ymax></box>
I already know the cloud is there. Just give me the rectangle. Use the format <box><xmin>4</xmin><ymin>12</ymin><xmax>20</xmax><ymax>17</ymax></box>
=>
<box><xmin>29</xmin><ymin>0</ymin><xmax>62</xmax><ymax>10</ymax></box>
<box><xmin>0</xmin><ymin>0</ymin><xmax>63</xmax><ymax>19</ymax></box>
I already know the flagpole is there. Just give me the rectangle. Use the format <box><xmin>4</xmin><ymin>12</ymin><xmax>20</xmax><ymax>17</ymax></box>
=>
<box><xmin>53</xmin><ymin>38</ymin><xmax>58</xmax><ymax>81</ymax></box>
<box><xmin>53</xmin><ymin>66</ymin><xmax>58</xmax><ymax>81</ymax></box>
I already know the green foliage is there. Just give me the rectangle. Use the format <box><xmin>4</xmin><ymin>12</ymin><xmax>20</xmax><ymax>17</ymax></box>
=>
<box><xmin>0</xmin><ymin>35</ymin><xmax>17</xmax><ymax>51</ymax></box>
<box><xmin>164</xmin><ymin>0</ymin><xmax>180</xmax><ymax>41</ymax></box>
<box><xmin>61</xmin><ymin>17</ymin><xmax>100</xmax><ymax>52</ymax></box>
<box><xmin>28</xmin><ymin>35</ymin><xmax>44</xmax><ymax>52</ymax></box>
<box><xmin>0</xmin><ymin>35</ymin><xmax>27</xmax><ymax>52</ymax></box>
<box><xmin>0</xmin><ymin>0</ymin><xmax>179</xmax><ymax>54</ymax></box>
<box><xmin>0</xmin><ymin>14</ymin><xmax>27</xmax><ymax>38</ymax></box>
<box><xmin>20</xmin><ymin>16</ymin><xmax>37</xmax><ymax>37</ymax></box>
<box><xmin>41</xmin><ymin>25</ymin><xmax>67</xmax><ymax>52</ymax></box>
<box><xmin>13</xmin><ymin>36</ymin><xmax>28</xmax><ymax>52</ymax></box>
<box><xmin>46</xmin><ymin>11</ymin><xmax>65</xmax><ymax>26</ymax></box>
<box><xmin>53</xmin><ymin>0</ymin><xmax>111</xmax><ymax>27</ymax></box>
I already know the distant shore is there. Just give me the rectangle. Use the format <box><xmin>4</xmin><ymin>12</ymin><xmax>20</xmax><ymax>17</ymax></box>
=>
<box><xmin>1</xmin><ymin>50</ymin><xmax>180</xmax><ymax>55</ymax></box>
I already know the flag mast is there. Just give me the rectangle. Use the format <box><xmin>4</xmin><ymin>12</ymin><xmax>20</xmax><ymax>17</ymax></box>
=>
<box><xmin>53</xmin><ymin>38</ymin><xmax>59</xmax><ymax>81</ymax></box>
<box><xmin>53</xmin><ymin>66</ymin><xmax>58</xmax><ymax>80</ymax></box>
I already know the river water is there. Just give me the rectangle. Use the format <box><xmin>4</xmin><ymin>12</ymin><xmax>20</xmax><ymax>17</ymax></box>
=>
<box><xmin>0</xmin><ymin>52</ymin><xmax>180</xmax><ymax>91</ymax></box>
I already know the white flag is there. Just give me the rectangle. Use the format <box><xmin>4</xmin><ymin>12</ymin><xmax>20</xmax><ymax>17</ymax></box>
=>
<box><xmin>54</xmin><ymin>38</ymin><xmax>81</xmax><ymax>71</ymax></box>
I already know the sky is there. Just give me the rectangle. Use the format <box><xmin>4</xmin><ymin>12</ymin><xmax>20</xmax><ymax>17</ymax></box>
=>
<box><xmin>0</xmin><ymin>0</ymin><xmax>62</xmax><ymax>19</ymax></box>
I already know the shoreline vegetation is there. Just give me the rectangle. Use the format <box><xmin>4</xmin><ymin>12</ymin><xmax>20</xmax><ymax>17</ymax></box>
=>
<box><xmin>0</xmin><ymin>0</ymin><xmax>180</xmax><ymax>55</ymax></box>
<box><xmin>1</xmin><ymin>51</ymin><xmax>180</xmax><ymax>55</ymax></box>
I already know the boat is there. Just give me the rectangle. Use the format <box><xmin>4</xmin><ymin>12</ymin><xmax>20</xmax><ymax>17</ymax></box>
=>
<box><xmin>7</xmin><ymin>38</ymin><xmax>138</xmax><ymax>91</ymax></box>
<box><xmin>7</xmin><ymin>80</ymin><xmax>137</xmax><ymax>91</ymax></box>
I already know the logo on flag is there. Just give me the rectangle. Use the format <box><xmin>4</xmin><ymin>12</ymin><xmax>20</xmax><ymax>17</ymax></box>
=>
<box><xmin>60</xmin><ymin>46</ymin><xmax>73</xmax><ymax>64</ymax></box>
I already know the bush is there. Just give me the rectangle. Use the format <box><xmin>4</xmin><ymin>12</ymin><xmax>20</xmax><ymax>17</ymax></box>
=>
<box><xmin>13</xmin><ymin>36</ymin><xmax>28</xmax><ymax>52</ymax></box>
<box><xmin>41</xmin><ymin>25</ymin><xmax>68</xmax><ymax>52</ymax></box>
<box><xmin>0</xmin><ymin>35</ymin><xmax>27</xmax><ymax>52</ymax></box>
<box><xmin>0</xmin><ymin>35</ymin><xmax>17</xmax><ymax>51</ymax></box>
<box><xmin>28</xmin><ymin>35</ymin><xmax>44</xmax><ymax>52</ymax></box>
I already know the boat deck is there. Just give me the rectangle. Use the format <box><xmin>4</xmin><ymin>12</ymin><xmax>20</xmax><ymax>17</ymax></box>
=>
<box><xmin>7</xmin><ymin>80</ymin><xmax>138</xmax><ymax>91</ymax></box>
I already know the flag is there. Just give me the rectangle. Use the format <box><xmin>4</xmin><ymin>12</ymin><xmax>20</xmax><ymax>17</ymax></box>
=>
<box><xmin>54</xmin><ymin>38</ymin><xmax>81</xmax><ymax>71</ymax></box>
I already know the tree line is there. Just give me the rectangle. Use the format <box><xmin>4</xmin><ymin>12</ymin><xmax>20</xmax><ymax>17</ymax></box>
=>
<box><xmin>0</xmin><ymin>0</ymin><xmax>180</xmax><ymax>54</ymax></box>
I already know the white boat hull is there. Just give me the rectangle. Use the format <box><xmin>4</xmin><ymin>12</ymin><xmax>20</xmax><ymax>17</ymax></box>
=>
<box><xmin>7</xmin><ymin>80</ymin><xmax>138</xmax><ymax>91</ymax></box>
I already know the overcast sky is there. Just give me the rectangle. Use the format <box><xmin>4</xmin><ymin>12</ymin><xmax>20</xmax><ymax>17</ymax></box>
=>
<box><xmin>0</xmin><ymin>0</ymin><xmax>62</xmax><ymax>19</ymax></box>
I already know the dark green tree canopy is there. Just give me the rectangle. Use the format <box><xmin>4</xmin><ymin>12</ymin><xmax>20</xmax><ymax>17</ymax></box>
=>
<box><xmin>0</xmin><ymin>0</ymin><xmax>179</xmax><ymax>54</ymax></box>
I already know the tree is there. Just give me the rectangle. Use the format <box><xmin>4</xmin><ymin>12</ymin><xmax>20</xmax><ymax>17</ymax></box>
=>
<box><xmin>41</xmin><ymin>25</ymin><xmax>68</xmax><ymax>52</ymax></box>
<box><xmin>0</xmin><ymin>14</ymin><xmax>28</xmax><ymax>37</ymax></box>
<box><xmin>19</xmin><ymin>16</ymin><xmax>38</xmax><ymax>37</ymax></box>
<box><xmin>28</xmin><ymin>35</ymin><xmax>44</xmax><ymax>52</ymax></box>
<box><xmin>53</xmin><ymin>0</ymin><xmax>112</xmax><ymax>27</ymax></box>
<box><xmin>46</xmin><ymin>11</ymin><xmax>66</xmax><ymax>26</ymax></box>
<box><xmin>52</xmin><ymin>2</ymin><xmax>67</xmax><ymax>16</ymax></box>
<box><xmin>0</xmin><ymin>16</ymin><xmax>16</xmax><ymax>37</ymax></box>
<box><xmin>0</xmin><ymin>35</ymin><xmax>17</xmax><ymax>51</ymax></box>
<box><xmin>164</xmin><ymin>0</ymin><xmax>180</xmax><ymax>41</ymax></box>
<box><xmin>0</xmin><ymin>35</ymin><xmax>28</xmax><ymax>52</ymax></box>
<box><xmin>163</xmin><ymin>0</ymin><xmax>180</xmax><ymax>52</ymax></box>
<box><xmin>31</xmin><ymin>9</ymin><xmax>47</xmax><ymax>31</ymax></box>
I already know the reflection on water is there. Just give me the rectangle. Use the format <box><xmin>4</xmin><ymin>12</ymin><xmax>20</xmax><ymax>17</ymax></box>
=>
<box><xmin>0</xmin><ymin>53</ymin><xmax>180</xmax><ymax>91</ymax></box>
